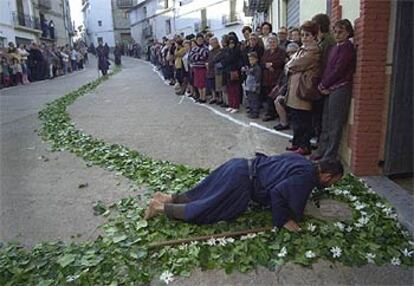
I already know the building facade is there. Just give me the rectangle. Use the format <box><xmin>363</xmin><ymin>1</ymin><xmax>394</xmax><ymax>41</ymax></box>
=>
<box><xmin>244</xmin><ymin>0</ymin><xmax>412</xmax><ymax>177</ymax></box>
<box><xmin>129</xmin><ymin>0</ymin><xmax>251</xmax><ymax>51</ymax></box>
<box><xmin>111</xmin><ymin>0</ymin><xmax>134</xmax><ymax>45</ymax></box>
<box><xmin>82</xmin><ymin>0</ymin><xmax>135</xmax><ymax>47</ymax></box>
<box><xmin>0</xmin><ymin>0</ymin><xmax>73</xmax><ymax>48</ymax></box>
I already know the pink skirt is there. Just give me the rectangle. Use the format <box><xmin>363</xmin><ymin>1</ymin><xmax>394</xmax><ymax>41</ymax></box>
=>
<box><xmin>193</xmin><ymin>67</ymin><xmax>207</xmax><ymax>89</ymax></box>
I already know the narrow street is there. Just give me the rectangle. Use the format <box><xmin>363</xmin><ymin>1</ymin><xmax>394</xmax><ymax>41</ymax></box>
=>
<box><xmin>1</xmin><ymin>57</ymin><xmax>412</xmax><ymax>285</ymax></box>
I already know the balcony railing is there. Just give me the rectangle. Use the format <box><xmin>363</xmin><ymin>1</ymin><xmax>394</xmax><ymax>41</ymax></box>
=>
<box><xmin>39</xmin><ymin>0</ymin><xmax>52</xmax><ymax>9</ymax></box>
<box><xmin>117</xmin><ymin>0</ymin><xmax>135</xmax><ymax>8</ymax></box>
<box><xmin>222</xmin><ymin>13</ymin><xmax>242</xmax><ymax>26</ymax></box>
<box><xmin>12</xmin><ymin>12</ymin><xmax>41</xmax><ymax>30</ymax></box>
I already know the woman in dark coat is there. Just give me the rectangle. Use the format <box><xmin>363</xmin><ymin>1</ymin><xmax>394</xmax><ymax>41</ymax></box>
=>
<box><xmin>222</xmin><ymin>35</ymin><xmax>242</xmax><ymax>113</ymax></box>
<box><xmin>96</xmin><ymin>41</ymin><xmax>109</xmax><ymax>75</ymax></box>
<box><xmin>114</xmin><ymin>44</ymin><xmax>122</xmax><ymax>66</ymax></box>
<box><xmin>260</xmin><ymin>35</ymin><xmax>286</xmax><ymax>121</ymax></box>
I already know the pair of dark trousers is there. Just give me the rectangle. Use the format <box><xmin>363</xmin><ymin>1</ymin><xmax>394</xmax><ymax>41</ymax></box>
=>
<box><xmin>262</xmin><ymin>86</ymin><xmax>277</xmax><ymax>118</ymax></box>
<box><xmin>247</xmin><ymin>91</ymin><xmax>261</xmax><ymax>117</ymax></box>
<box><xmin>291</xmin><ymin>108</ymin><xmax>313</xmax><ymax>149</ymax></box>
<box><xmin>317</xmin><ymin>85</ymin><xmax>352</xmax><ymax>159</ymax></box>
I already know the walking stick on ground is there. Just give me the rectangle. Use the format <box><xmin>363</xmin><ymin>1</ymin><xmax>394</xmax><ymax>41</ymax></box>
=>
<box><xmin>148</xmin><ymin>226</ymin><xmax>274</xmax><ymax>249</ymax></box>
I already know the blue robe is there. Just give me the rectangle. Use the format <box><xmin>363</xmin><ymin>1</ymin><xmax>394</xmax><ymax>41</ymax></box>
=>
<box><xmin>182</xmin><ymin>153</ymin><xmax>320</xmax><ymax>227</ymax></box>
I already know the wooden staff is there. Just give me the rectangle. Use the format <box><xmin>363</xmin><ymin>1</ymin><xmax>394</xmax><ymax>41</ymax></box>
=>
<box><xmin>148</xmin><ymin>226</ymin><xmax>274</xmax><ymax>249</ymax></box>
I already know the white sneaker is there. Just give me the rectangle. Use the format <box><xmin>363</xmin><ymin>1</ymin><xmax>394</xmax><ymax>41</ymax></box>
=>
<box><xmin>230</xmin><ymin>109</ymin><xmax>239</xmax><ymax>114</ymax></box>
<box><xmin>226</xmin><ymin>108</ymin><xmax>233</xmax><ymax>112</ymax></box>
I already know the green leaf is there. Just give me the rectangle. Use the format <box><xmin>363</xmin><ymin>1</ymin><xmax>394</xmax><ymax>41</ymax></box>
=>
<box><xmin>57</xmin><ymin>254</ymin><xmax>76</xmax><ymax>268</ymax></box>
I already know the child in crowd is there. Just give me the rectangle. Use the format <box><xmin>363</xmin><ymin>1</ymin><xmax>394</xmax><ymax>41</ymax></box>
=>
<box><xmin>244</xmin><ymin>52</ymin><xmax>262</xmax><ymax>118</ymax></box>
<box><xmin>1</xmin><ymin>57</ymin><xmax>11</xmax><ymax>87</ymax></box>
<box><xmin>11</xmin><ymin>58</ymin><xmax>23</xmax><ymax>85</ymax></box>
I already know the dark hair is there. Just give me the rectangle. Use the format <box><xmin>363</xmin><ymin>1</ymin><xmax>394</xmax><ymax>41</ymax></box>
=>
<box><xmin>261</xmin><ymin>22</ymin><xmax>273</xmax><ymax>33</ymax></box>
<box><xmin>312</xmin><ymin>13</ymin><xmax>331</xmax><ymax>34</ymax></box>
<box><xmin>334</xmin><ymin>19</ymin><xmax>354</xmax><ymax>38</ymax></box>
<box><xmin>228</xmin><ymin>35</ymin><xmax>239</xmax><ymax>45</ymax></box>
<box><xmin>300</xmin><ymin>20</ymin><xmax>319</xmax><ymax>38</ymax></box>
<box><xmin>248</xmin><ymin>51</ymin><xmax>258</xmax><ymax>59</ymax></box>
<box><xmin>242</xmin><ymin>26</ymin><xmax>253</xmax><ymax>34</ymax></box>
<box><xmin>196</xmin><ymin>33</ymin><xmax>204</xmax><ymax>40</ymax></box>
<box><xmin>185</xmin><ymin>34</ymin><xmax>195</xmax><ymax>40</ymax></box>
<box><xmin>228</xmin><ymin>32</ymin><xmax>239</xmax><ymax>43</ymax></box>
<box><xmin>318</xmin><ymin>158</ymin><xmax>344</xmax><ymax>177</ymax></box>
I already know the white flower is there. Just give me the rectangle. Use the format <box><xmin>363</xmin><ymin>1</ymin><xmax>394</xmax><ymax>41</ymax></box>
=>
<box><xmin>305</xmin><ymin>250</ymin><xmax>316</xmax><ymax>259</ymax></box>
<box><xmin>354</xmin><ymin>223</ymin><xmax>362</xmax><ymax>228</ymax></box>
<box><xmin>178</xmin><ymin>244</ymin><xmax>188</xmax><ymax>250</ymax></box>
<box><xmin>388</xmin><ymin>213</ymin><xmax>398</xmax><ymax>220</ymax></box>
<box><xmin>226</xmin><ymin>237</ymin><xmax>235</xmax><ymax>243</ymax></box>
<box><xmin>342</xmin><ymin>190</ymin><xmax>350</xmax><ymax>196</ymax></box>
<box><xmin>346</xmin><ymin>226</ymin><xmax>353</xmax><ymax>232</ymax></box>
<box><xmin>278</xmin><ymin>246</ymin><xmax>287</xmax><ymax>258</ymax></box>
<box><xmin>334</xmin><ymin>222</ymin><xmax>345</xmax><ymax>231</ymax></box>
<box><xmin>206</xmin><ymin>238</ymin><xmax>216</xmax><ymax>246</ymax></box>
<box><xmin>190</xmin><ymin>241</ymin><xmax>199</xmax><ymax>247</ymax></box>
<box><xmin>401</xmin><ymin>248</ymin><xmax>414</xmax><ymax>257</ymax></box>
<box><xmin>66</xmin><ymin>274</ymin><xmax>80</xmax><ymax>282</ymax></box>
<box><xmin>330</xmin><ymin>246</ymin><xmax>342</xmax><ymax>258</ymax></box>
<box><xmin>307</xmin><ymin>223</ymin><xmax>317</xmax><ymax>233</ymax></box>
<box><xmin>360</xmin><ymin>211</ymin><xmax>368</xmax><ymax>217</ymax></box>
<box><xmin>348</xmin><ymin>195</ymin><xmax>358</xmax><ymax>202</ymax></box>
<box><xmin>382</xmin><ymin>207</ymin><xmax>393</xmax><ymax>216</ymax></box>
<box><xmin>160</xmin><ymin>271</ymin><xmax>174</xmax><ymax>284</ymax></box>
<box><xmin>391</xmin><ymin>257</ymin><xmax>401</xmax><ymax>266</ymax></box>
<box><xmin>354</xmin><ymin>201</ymin><xmax>366</xmax><ymax>210</ymax></box>
<box><xmin>240</xmin><ymin>234</ymin><xmax>258</xmax><ymax>240</ymax></box>
<box><xmin>367</xmin><ymin>188</ymin><xmax>376</xmax><ymax>194</ymax></box>
<box><xmin>366</xmin><ymin>253</ymin><xmax>376</xmax><ymax>263</ymax></box>
<box><xmin>333</xmin><ymin>189</ymin><xmax>343</xmax><ymax>196</ymax></box>
<box><xmin>401</xmin><ymin>230</ymin><xmax>410</xmax><ymax>237</ymax></box>
<box><xmin>357</xmin><ymin>216</ymin><xmax>370</xmax><ymax>226</ymax></box>
<box><xmin>217</xmin><ymin>237</ymin><xmax>227</xmax><ymax>246</ymax></box>
<box><xmin>271</xmin><ymin>227</ymin><xmax>278</xmax><ymax>233</ymax></box>
<box><xmin>376</xmin><ymin>202</ymin><xmax>385</xmax><ymax>208</ymax></box>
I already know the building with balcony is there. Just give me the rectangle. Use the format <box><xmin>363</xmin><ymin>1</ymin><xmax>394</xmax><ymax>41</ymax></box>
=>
<box><xmin>35</xmin><ymin>0</ymin><xmax>74</xmax><ymax>46</ymax></box>
<box><xmin>128</xmin><ymin>0</ymin><xmax>251</xmax><ymax>53</ymax></box>
<box><xmin>0</xmin><ymin>0</ymin><xmax>41</xmax><ymax>47</ymax></box>
<box><xmin>0</xmin><ymin>0</ymin><xmax>73</xmax><ymax>48</ymax></box>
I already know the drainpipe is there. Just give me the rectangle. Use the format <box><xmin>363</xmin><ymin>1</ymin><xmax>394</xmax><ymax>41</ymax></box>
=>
<box><xmin>62</xmin><ymin>0</ymin><xmax>72</xmax><ymax>47</ymax></box>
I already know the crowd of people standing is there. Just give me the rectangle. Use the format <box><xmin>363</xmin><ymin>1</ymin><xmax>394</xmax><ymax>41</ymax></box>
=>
<box><xmin>0</xmin><ymin>41</ymin><xmax>88</xmax><ymax>89</ymax></box>
<box><xmin>147</xmin><ymin>13</ymin><xmax>356</xmax><ymax>161</ymax></box>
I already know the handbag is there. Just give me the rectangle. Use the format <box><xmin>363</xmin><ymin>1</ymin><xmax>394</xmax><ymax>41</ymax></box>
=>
<box><xmin>267</xmin><ymin>85</ymin><xmax>280</xmax><ymax>100</ymax></box>
<box><xmin>230</xmin><ymin>70</ymin><xmax>240</xmax><ymax>81</ymax></box>
<box><xmin>297</xmin><ymin>72</ymin><xmax>321</xmax><ymax>101</ymax></box>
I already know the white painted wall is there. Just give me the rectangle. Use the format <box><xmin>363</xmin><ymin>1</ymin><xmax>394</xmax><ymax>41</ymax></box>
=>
<box><xmin>83</xmin><ymin>0</ymin><xmax>116</xmax><ymax>47</ymax></box>
<box><xmin>0</xmin><ymin>0</ymin><xmax>38</xmax><ymax>46</ymax></box>
<box><xmin>174</xmin><ymin>0</ymin><xmax>250</xmax><ymax>40</ymax></box>
<box><xmin>299</xmin><ymin>0</ymin><xmax>326</xmax><ymax>25</ymax></box>
<box><xmin>340</xmin><ymin>0</ymin><xmax>360</xmax><ymax>24</ymax></box>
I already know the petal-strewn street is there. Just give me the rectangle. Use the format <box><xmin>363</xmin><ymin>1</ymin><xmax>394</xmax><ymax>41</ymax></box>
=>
<box><xmin>1</xmin><ymin>57</ymin><xmax>413</xmax><ymax>285</ymax></box>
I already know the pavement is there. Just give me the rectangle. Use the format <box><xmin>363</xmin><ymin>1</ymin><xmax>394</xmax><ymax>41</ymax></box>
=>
<box><xmin>1</xmin><ymin>57</ymin><xmax>413</xmax><ymax>284</ymax></box>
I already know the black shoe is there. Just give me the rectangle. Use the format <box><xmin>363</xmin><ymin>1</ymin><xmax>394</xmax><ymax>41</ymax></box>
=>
<box><xmin>248</xmin><ymin>114</ymin><xmax>259</xmax><ymax>119</ymax></box>
<box><xmin>273</xmin><ymin>124</ymin><xmax>290</xmax><ymax>131</ymax></box>
<box><xmin>262</xmin><ymin>116</ymin><xmax>276</xmax><ymax>122</ymax></box>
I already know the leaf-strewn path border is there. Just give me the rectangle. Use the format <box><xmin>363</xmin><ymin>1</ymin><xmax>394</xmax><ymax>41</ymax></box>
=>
<box><xmin>0</xmin><ymin>68</ymin><xmax>413</xmax><ymax>286</ymax></box>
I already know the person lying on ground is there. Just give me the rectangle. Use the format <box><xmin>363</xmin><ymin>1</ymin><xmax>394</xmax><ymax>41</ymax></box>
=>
<box><xmin>144</xmin><ymin>153</ymin><xmax>343</xmax><ymax>232</ymax></box>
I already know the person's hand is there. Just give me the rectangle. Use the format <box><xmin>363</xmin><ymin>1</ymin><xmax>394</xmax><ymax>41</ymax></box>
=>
<box><xmin>241</xmin><ymin>66</ymin><xmax>247</xmax><ymax>72</ymax></box>
<box><xmin>283</xmin><ymin>220</ymin><xmax>302</xmax><ymax>232</ymax></box>
<box><xmin>265</xmin><ymin>62</ymin><xmax>273</xmax><ymax>69</ymax></box>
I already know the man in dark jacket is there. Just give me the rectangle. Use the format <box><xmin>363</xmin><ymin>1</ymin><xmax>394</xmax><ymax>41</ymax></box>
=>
<box><xmin>144</xmin><ymin>153</ymin><xmax>343</xmax><ymax>232</ymax></box>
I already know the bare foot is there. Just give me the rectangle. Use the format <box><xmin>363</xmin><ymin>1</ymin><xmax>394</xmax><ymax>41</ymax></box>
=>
<box><xmin>144</xmin><ymin>199</ymin><xmax>164</xmax><ymax>220</ymax></box>
<box><xmin>153</xmin><ymin>192</ymin><xmax>173</xmax><ymax>204</ymax></box>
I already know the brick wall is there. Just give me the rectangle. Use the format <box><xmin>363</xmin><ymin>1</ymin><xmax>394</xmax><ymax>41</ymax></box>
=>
<box><xmin>348</xmin><ymin>0</ymin><xmax>390</xmax><ymax>175</ymax></box>
<box><xmin>331</xmin><ymin>0</ymin><xmax>342</xmax><ymax>22</ymax></box>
